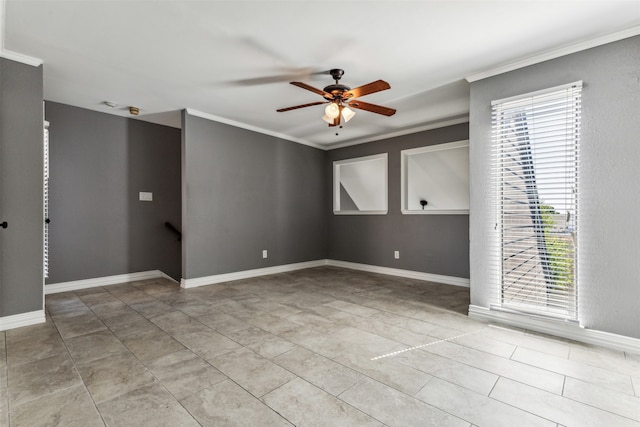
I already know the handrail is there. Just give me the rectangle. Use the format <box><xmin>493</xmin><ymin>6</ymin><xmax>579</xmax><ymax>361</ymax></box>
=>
<box><xmin>164</xmin><ymin>222</ymin><xmax>182</xmax><ymax>242</ymax></box>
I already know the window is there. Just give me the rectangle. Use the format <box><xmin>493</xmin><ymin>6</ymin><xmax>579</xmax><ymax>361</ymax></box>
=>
<box><xmin>333</xmin><ymin>153</ymin><xmax>387</xmax><ymax>215</ymax></box>
<box><xmin>491</xmin><ymin>82</ymin><xmax>581</xmax><ymax>321</ymax></box>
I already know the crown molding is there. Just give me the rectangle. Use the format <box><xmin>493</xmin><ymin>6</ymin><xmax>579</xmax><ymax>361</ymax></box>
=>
<box><xmin>325</xmin><ymin>115</ymin><xmax>469</xmax><ymax>150</ymax></box>
<box><xmin>466</xmin><ymin>25</ymin><xmax>640</xmax><ymax>83</ymax></box>
<box><xmin>1</xmin><ymin>0</ymin><xmax>44</xmax><ymax>67</ymax></box>
<box><xmin>0</xmin><ymin>49</ymin><xmax>43</xmax><ymax>67</ymax></box>
<box><xmin>185</xmin><ymin>108</ymin><xmax>324</xmax><ymax>150</ymax></box>
<box><xmin>185</xmin><ymin>109</ymin><xmax>469</xmax><ymax>152</ymax></box>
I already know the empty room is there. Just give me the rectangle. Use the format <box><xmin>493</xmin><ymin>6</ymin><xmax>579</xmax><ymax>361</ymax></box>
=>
<box><xmin>1</xmin><ymin>1</ymin><xmax>639</xmax><ymax>426</ymax></box>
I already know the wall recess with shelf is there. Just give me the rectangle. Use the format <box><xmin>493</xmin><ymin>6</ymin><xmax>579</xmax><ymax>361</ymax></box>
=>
<box><xmin>401</xmin><ymin>140</ymin><xmax>469</xmax><ymax>215</ymax></box>
<box><xmin>333</xmin><ymin>153</ymin><xmax>388</xmax><ymax>215</ymax></box>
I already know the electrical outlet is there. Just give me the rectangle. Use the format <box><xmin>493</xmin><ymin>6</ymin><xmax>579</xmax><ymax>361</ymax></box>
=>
<box><xmin>262</xmin><ymin>250</ymin><xmax>268</xmax><ymax>259</ymax></box>
<box><xmin>394</xmin><ymin>250</ymin><xmax>400</xmax><ymax>259</ymax></box>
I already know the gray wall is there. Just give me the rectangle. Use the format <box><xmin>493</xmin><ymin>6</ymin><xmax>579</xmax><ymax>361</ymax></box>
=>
<box><xmin>0</xmin><ymin>59</ymin><xmax>44</xmax><ymax>317</ymax></box>
<box><xmin>470</xmin><ymin>36</ymin><xmax>640</xmax><ymax>338</ymax></box>
<box><xmin>182</xmin><ymin>112</ymin><xmax>326</xmax><ymax>279</ymax></box>
<box><xmin>326</xmin><ymin>124</ymin><xmax>470</xmax><ymax>279</ymax></box>
<box><xmin>45</xmin><ymin>102</ymin><xmax>181</xmax><ymax>283</ymax></box>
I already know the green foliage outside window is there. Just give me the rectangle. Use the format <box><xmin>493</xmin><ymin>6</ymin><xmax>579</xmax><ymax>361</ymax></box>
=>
<box><xmin>540</xmin><ymin>205</ymin><xmax>575</xmax><ymax>290</ymax></box>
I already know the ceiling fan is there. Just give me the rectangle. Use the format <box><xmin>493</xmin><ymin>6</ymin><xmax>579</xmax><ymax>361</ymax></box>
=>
<box><xmin>276</xmin><ymin>69</ymin><xmax>396</xmax><ymax>127</ymax></box>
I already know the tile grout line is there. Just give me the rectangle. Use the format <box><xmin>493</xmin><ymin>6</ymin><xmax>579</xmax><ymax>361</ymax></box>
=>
<box><xmin>508</xmin><ymin>345</ymin><xmax>638</xmax><ymax>397</ymax></box>
<box><xmin>81</xmin><ymin>282</ymin><xmax>209</xmax><ymax>426</ymax></box>
<box><xmin>2</xmin><ymin>330</ymin><xmax>9</xmax><ymax>427</ymax></box>
<box><xmin>484</xmin><ymin>376</ymin><xmax>561</xmax><ymax>426</ymax></box>
<box><xmin>20</xmin><ymin>269</ymin><xmax>637</xmax><ymax>425</ymax></box>
<box><xmin>369</xmin><ymin>327</ymin><xmax>489</xmax><ymax>361</ymax></box>
<box><xmin>252</xmin><ymin>299</ymin><xmax>461</xmax><ymax>424</ymax></box>
<box><xmin>250</xmin><ymin>277</ymin><xmax>488</xmax><ymax>425</ymax></box>
<box><xmin>128</xmin><ymin>280</ymin><xmax>308</xmax><ymax>425</ymax></box>
<box><xmin>427</xmin><ymin>375</ymin><xmax>557</xmax><ymax>426</ymax></box>
<box><xmin>267</xmin><ymin>375</ymin><xmax>388</xmax><ymax>427</ymax></box>
<box><xmin>47</xmin><ymin>297</ymin><xmax>108</xmax><ymax>426</ymax></box>
<box><xmin>214</xmin><ymin>270</ymin><xmax>636</xmax><ymax>421</ymax></box>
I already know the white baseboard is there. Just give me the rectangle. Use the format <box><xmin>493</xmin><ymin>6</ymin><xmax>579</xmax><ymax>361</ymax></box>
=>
<box><xmin>0</xmin><ymin>309</ymin><xmax>46</xmax><ymax>331</ymax></box>
<box><xmin>45</xmin><ymin>270</ymin><xmax>167</xmax><ymax>294</ymax></box>
<box><xmin>326</xmin><ymin>260</ymin><xmax>470</xmax><ymax>287</ymax></box>
<box><xmin>182</xmin><ymin>259</ymin><xmax>469</xmax><ymax>289</ymax></box>
<box><xmin>468</xmin><ymin>305</ymin><xmax>640</xmax><ymax>354</ymax></box>
<box><xmin>180</xmin><ymin>260</ymin><xmax>328</xmax><ymax>288</ymax></box>
<box><xmin>45</xmin><ymin>261</ymin><xmax>467</xmax><ymax>294</ymax></box>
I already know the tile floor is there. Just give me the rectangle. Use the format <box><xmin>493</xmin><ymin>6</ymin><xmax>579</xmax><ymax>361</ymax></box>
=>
<box><xmin>1</xmin><ymin>266</ymin><xmax>639</xmax><ymax>426</ymax></box>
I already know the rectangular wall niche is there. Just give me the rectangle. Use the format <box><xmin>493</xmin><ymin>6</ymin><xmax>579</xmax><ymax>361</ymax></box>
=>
<box><xmin>334</xmin><ymin>153</ymin><xmax>388</xmax><ymax>215</ymax></box>
<box><xmin>401</xmin><ymin>140</ymin><xmax>469</xmax><ymax>214</ymax></box>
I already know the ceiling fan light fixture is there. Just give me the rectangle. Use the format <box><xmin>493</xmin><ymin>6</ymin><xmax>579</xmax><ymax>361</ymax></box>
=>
<box><xmin>321</xmin><ymin>114</ymin><xmax>334</xmax><ymax>124</ymax></box>
<box><xmin>341</xmin><ymin>106</ymin><xmax>355</xmax><ymax>123</ymax></box>
<box><xmin>324</xmin><ymin>102</ymin><xmax>340</xmax><ymax>119</ymax></box>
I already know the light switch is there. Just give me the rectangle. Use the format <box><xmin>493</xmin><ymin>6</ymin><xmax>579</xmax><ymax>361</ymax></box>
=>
<box><xmin>139</xmin><ymin>191</ymin><xmax>153</xmax><ymax>201</ymax></box>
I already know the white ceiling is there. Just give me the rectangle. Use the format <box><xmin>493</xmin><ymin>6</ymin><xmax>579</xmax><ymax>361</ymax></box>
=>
<box><xmin>3</xmin><ymin>1</ymin><xmax>640</xmax><ymax>149</ymax></box>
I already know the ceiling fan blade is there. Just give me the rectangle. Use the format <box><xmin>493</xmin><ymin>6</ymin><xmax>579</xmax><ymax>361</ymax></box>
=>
<box><xmin>276</xmin><ymin>101</ymin><xmax>327</xmax><ymax>112</ymax></box>
<box><xmin>228</xmin><ymin>69</ymin><xmax>332</xmax><ymax>86</ymax></box>
<box><xmin>343</xmin><ymin>80</ymin><xmax>390</xmax><ymax>99</ymax></box>
<box><xmin>232</xmin><ymin>74</ymin><xmax>310</xmax><ymax>86</ymax></box>
<box><xmin>348</xmin><ymin>100</ymin><xmax>396</xmax><ymax>116</ymax></box>
<box><xmin>291</xmin><ymin>82</ymin><xmax>334</xmax><ymax>99</ymax></box>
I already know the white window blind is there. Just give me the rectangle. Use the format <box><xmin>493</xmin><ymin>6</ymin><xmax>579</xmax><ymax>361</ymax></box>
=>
<box><xmin>490</xmin><ymin>82</ymin><xmax>581</xmax><ymax>321</ymax></box>
<box><xmin>44</xmin><ymin>122</ymin><xmax>50</xmax><ymax>279</ymax></box>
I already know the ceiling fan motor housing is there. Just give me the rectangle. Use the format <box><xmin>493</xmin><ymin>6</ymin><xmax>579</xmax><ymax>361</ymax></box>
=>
<box><xmin>323</xmin><ymin>84</ymin><xmax>351</xmax><ymax>100</ymax></box>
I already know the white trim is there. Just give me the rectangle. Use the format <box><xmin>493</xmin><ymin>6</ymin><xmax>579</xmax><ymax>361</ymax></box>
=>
<box><xmin>185</xmin><ymin>108</ymin><xmax>323</xmax><ymax>150</ymax></box>
<box><xmin>401</xmin><ymin>140</ymin><xmax>470</xmax><ymax>215</ymax></box>
<box><xmin>326</xmin><ymin>116</ymin><xmax>469</xmax><ymax>150</ymax></box>
<box><xmin>0</xmin><ymin>49</ymin><xmax>43</xmax><ymax>67</ymax></box>
<box><xmin>400</xmin><ymin>139</ymin><xmax>470</xmax><ymax>156</ymax></box>
<box><xmin>45</xmin><ymin>270</ymin><xmax>166</xmax><ymax>294</ymax></box>
<box><xmin>468</xmin><ymin>305</ymin><xmax>640</xmax><ymax>354</ymax></box>
<box><xmin>0</xmin><ymin>0</ymin><xmax>43</xmax><ymax>67</ymax></box>
<box><xmin>466</xmin><ymin>25</ymin><xmax>640</xmax><ymax>83</ymax></box>
<box><xmin>0</xmin><ymin>309</ymin><xmax>45</xmax><ymax>331</ymax></box>
<box><xmin>491</xmin><ymin>81</ymin><xmax>582</xmax><ymax>106</ymax></box>
<box><xmin>334</xmin><ymin>153</ymin><xmax>388</xmax><ymax>215</ymax></box>
<box><xmin>333</xmin><ymin>210</ymin><xmax>388</xmax><ymax>216</ymax></box>
<box><xmin>401</xmin><ymin>210</ymin><xmax>469</xmax><ymax>215</ymax></box>
<box><xmin>180</xmin><ymin>260</ymin><xmax>328</xmax><ymax>288</ymax></box>
<box><xmin>186</xmin><ymin>109</ymin><xmax>468</xmax><ymax>153</ymax></box>
<box><xmin>326</xmin><ymin>259</ymin><xmax>470</xmax><ymax>288</ymax></box>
